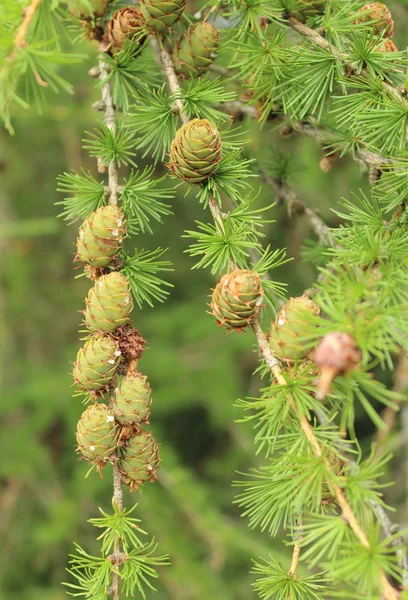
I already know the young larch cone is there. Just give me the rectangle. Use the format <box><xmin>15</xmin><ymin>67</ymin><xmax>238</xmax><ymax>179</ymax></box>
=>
<box><xmin>356</xmin><ymin>3</ymin><xmax>394</xmax><ymax>38</ymax></box>
<box><xmin>76</xmin><ymin>403</ymin><xmax>118</xmax><ymax>467</ymax></box>
<box><xmin>139</xmin><ymin>0</ymin><xmax>185</xmax><ymax>32</ymax></box>
<box><xmin>211</xmin><ymin>270</ymin><xmax>263</xmax><ymax>331</ymax></box>
<box><xmin>107</xmin><ymin>7</ymin><xmax>147</xmax><ymax>53</ymax></box>
<box><xmin>173</xmin><ymin>22</ymin><xmax>220</xmax><ymax>79</ymax></box>
<box><xmin>68</xmin><ymin>0</ymin><xmax>107</xmax><ymax>19</ymax></box>
<box><xmin>84</xmin><ymin>272</ymin><xmax>134</xmax><ymax>333</ymax></box>
<box><xmin>314</xmin><ymin>332</ymin><xmax>361</xmax><ymax>400</ymax></box>
<box><xmin>112</xmin><ymin>372</ymin><xmax>152</xmax><ymax>425</ymax></box>
<box><xmin>268</xmin><ymin>296</ymin><xmax>320</xmax><ymax>362</ymax></box>
<box><xmin>76</xmin><ymin>205</ymin><xmax>126</xmax><ymax>267</ymax></box>
<box><xmin>119</xmin><ymin>429</ymin><xmax>160</xmax><ymax>490</ymax></box>
<box><xmin>73</xmin><ymin>334</ymin><xmax>121</xmax><ymax>392</ymax></box>
<box><xmin>167</xmin><ymin>119</ymin><xmax>222</xmax><ymax>183</ymax></box>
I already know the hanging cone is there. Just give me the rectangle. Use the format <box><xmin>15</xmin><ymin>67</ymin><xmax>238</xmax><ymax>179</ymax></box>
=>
<box><xmin>119</xmin><ymin>429</ymin><xmax>160</xmax><ymax>490</ymax></box>
<box><xmin>314</xmin><ymin>332</ymin><xmax>361</xmax><ymax>400</ymax></box>
<box><xmin>76</xmin><ymin>205</ymin><xmax>126</xmax><ymax>267</ymax></box>
<box><xmin>356</xmin><ymin>3</ymin><xmax>394</xmax><ymax>37</ymax></box>
<box><xmin>173</xmin><ymin>22</ymin><xmax>220</xmax><ymax>78</ymax></box>
<box><xmin>139</xmin><ymin>0</ymin><xmax>185</xmax><ymax>32</ymax></box>
<box><xmin>211</xmin><ymin>270</ymin><xmax>263</xmax><ymax>331</ymax></box>
<box><xmin>112</xmin><ymin>372</ymin><xmax>152</xmax><ymax>425</ymax></box>
<box><xmin>167</xmin><ymin>119</ymin><xmax>221</xmax><ymax>183</ymax></box>
<box><xmin>84</xmin><ymin>272</ymin><xmax>134</xmax><ymax>333</ymax></box>
<box><xmin>107</xmin><ymin>7</ymin><xmax>147</xmax><ymax>53</ymax></box>
<box><xmin>73</xmin><ymin>334</ymin><xmax>121</xmax><ymax>392</ymax></box>
<box><xmin>76</xmin><ymin>403</ymin><xmax>118</xmax><ymax>467</ymax></box>
<box><xmin>268</xmin><ymin>296</ymin><xmax>320</xmax><ymax>362</ymax></box>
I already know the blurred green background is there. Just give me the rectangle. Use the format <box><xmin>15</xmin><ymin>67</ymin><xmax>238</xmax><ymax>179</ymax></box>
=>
<box><xmin>1</xmin><ymin>3</ymin><xmax>407</xmax><ymax>598</ymax></box>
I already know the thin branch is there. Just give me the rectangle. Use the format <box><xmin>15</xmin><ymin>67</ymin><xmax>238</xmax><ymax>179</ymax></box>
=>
<box><xmin>259</xmin><ymin>169</ymin><xmax>334</xmax><ymax>246</ymax></box>
<box><xmin>98</xmin><ymin>55</ymin><xmax>119</xmax><ymax>205</ymax></box>
<box><xmin>97</xmin><ymin>48</ymin><xmax>123</xmax><ymax>600</ymax></box>
<box><xmin>154</xmin><ymin>35</ymin><xmax>399</xmax><ymax>600</ymax></box>
<box><xmin>287</xmin><ymin>16</ymin><xmax>405</xmax><ymax>104</ymax></box>
<box><xmin>11</xmin><ymin>0</ymin><xmax>42</xmax><ymax>51</ymax></box>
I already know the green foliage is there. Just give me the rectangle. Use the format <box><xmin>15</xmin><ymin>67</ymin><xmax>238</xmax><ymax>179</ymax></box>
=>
<box><xmin>122</xmin><ymin>248</ymin><xmax>174</xmax><ymax>307</ymax></box>
<box><xmin>65</xmin><ymin>504</ymin><xmax>169</xmax><ymax>599</ymax></box>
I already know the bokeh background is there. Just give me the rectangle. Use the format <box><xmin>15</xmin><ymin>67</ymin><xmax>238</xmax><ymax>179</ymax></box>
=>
<box><xmin>1</xmin><ymin>2</ymin><xmax>408</xmax><ymax>598</ymax></box>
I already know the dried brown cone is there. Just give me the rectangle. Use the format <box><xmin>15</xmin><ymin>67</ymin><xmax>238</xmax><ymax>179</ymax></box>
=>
<box><xmin>314</xmin><ymin>332</ymin><xmax>361</xmax><ymax>400</ymax></box>
<box><xmin>116</xmin><ymin>323</ymin><xmax>147</xmax><ymax>363</ymax></box>
<box><xmin>107</xmin><ymin>7</ymin><xmax>147</xmax><ymax>53</ymax></box>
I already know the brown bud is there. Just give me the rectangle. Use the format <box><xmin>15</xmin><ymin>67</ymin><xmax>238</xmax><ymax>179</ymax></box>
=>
<box><xmin>314</xmin><ymin>332</ymin><xmax>361</xmax><ymax>399</ymax></box>
<box><xmin>107</xmin><ymin>7</ymin><xmax>146</xmax><ymax>53</ymax></box>
<box><xmin>320</xmin><ymin>152</ymin><xmax>338</xmax><ymax>173</ymax></box>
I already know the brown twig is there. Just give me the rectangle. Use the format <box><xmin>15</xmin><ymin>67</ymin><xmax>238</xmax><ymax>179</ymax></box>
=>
<box><xmin>259</xmin><ymin>169</ymin><xmax>334</xmax><ymax>246</ymax></box>
<box><xmin>11</xmin><ymin>0</ymin><xmax>43</xmax><ymax>51</ymax></box>
<box><xmin>154</xmin><ymin>35</ymin><xmax>399</xmax><ymax>600</ymax></box>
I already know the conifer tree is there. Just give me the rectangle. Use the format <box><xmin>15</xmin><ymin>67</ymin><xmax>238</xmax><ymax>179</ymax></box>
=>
<box><xmin>2</xmin><ymin>1</ymin><xmax>408</xmax><ymax>599</ymax></box>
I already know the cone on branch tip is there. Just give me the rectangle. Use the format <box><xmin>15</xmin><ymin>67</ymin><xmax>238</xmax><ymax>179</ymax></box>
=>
<box><xmin>76</xmin><ymin>404</ymin><xmax>118</xmax><ymax>468</ymax></box>
<box><xmin>167</xmin><ymin>119</ymin><xmax>221</xmax><ymax>184</ymax></box>
<box><xmin>107</xmin><ymin>7</ymin><xmax>147</xmax><ymax>54</ymax></box>
<box><xmin>76</xmin><ymin>205</ymin><xmax>126</xmax><ymax>267</ymax></box>
<box><xmin>314</xmin><ymin>332</ymin><xmax>361</xmax><ymax>400</ymax></box>
<box><xmin>119</xmin><ymin>429</ymin><xmax>160</xmax><ymax>490</ymax></box>
<box><xmin>211</xmin><ymin>270</ymin><xmax>263</xmax><ymax>331</ymax></box>
<box><xmin>73</xmin><ymin>335</ymin><xmax>121</xmax><ymax>392</ymax></box>
<box><xmin>173</xmin><ymin>22</ymin><xmax>220</xmax><ymax>79</ymax></box>
<box><xmin>68</xmin><ymin>0</ymin><xmax>107</xmax><ymax>19</ymax></box>
<box><xmin>84</xmin><ymin>271</ymin><xmax>134</xmax><ymax>333</ymax></box>
<box><xmin>268</xmin><ymin>296</ymin><xmax>320</xmax><ymax>362</ymax></box>
<box><xmin>139</xmin><ymin>0</ymin><xmax>185</xmax><ymax>32</ymax></box>
<box><xmin>356</xmin><ymin>3</ymin><xmax>394</xmax><ymax>38</ymax></box>
<box><xmin>112</xmin><ymin>372</ymin><xmax>152</xmax><ymax>426</ymax></box>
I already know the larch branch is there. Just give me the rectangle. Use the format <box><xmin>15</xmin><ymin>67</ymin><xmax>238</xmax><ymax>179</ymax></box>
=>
<box><xmin>153</xmin><ymin>34</ymin><xmax>399</xmax><ymax>600</ymax></box>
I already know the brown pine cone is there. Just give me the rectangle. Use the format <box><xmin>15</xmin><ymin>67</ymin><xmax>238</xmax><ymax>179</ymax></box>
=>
<box><xmin>107</xmin><ymin>7</ymin><xmax>146</xmax><ymax>53</ymax></box>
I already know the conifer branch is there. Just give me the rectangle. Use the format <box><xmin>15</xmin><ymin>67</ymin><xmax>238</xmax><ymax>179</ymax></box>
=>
<box><xmin>9</xmin><ymin>0</ymin><xmax>42</xmax><ymax>53</ymax></box>
<box><xmin>286</xmin><ymin>16</ymin><xmax>405</xmax><ymax>105</ymax></box>
<box><xmin>98</xmin><ymin>55</ymin><xmax>119</xmax><ymax>205</ymax></box>
<box><xmin>97</xmin><ymin>49</ymin><xmax>122</xmax><ymax>600</ymax></box>
<box><xmin>258</xmin><ymin>169</ymin><xmax>334</xmax><ymax>246</ymax></box>
<box><xmin>154</xmin><ymin>34</ymin><xmax>399</xmax><ymax>600</ymax></box>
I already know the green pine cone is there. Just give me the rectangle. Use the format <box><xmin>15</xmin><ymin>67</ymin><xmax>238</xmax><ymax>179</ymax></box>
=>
<box><xmin>73</xmin><ymin>334</ymin><xmax>121</xmax><ymax>392</ymax></box>
<box><xmin>356</xmin><ymin>3</ymin><xmax>394</xmax><ymax>37</ymax></box>
<box><xmin>173</xmin><ymin>22</ymin><xmax>220</xmax><ymax>79</ymax></box>
<box><xmin>76</xmin><ymin>403</ymin><xmax>118</xmax><ymax>465</ymax></box>
<box><xmin>139</xmin><ymin>0</ymin><xmax>185</xmax><ymax>31</ymax></box>
<box><xmin>112</xmin><ymin>372</ymin><xmax>152</xmax><ymax>425</ymax></box>
<box><xmin>119</xmin><ymin>429</ymin><xmax>160</xmax><ymax>490</ymax></box>
<box><xmin>292</xmin><ymin>0</ymin><xmax>326</xmax><ymax>22</ymax></box>
<box><xmin>268</xmin><ymin>296</ymin><xmax>320</xmax><ymax>362</ymax></box>
<box><xmin>167</xmin><ymin>119</ymin><xmax>221</xmax><ymax>183</ymax></box>
<box><xmin>68</xmin><ymin>0</ymin><xmax>107</xmax><ymax>19</ymax></box>
<box><xmin>76</xmin><ymin>205</ymin><xmax>126</xmax><ymax>267</ymax></box>
<box><xmin>84</xmin><ymin>272</ymin><xmax>134</xmax><ymax>333</ymax></box>
<box><xmin>211</xmin><ymin>270</ymin><xmax>263</xmax><ymax>331</ymax></box>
